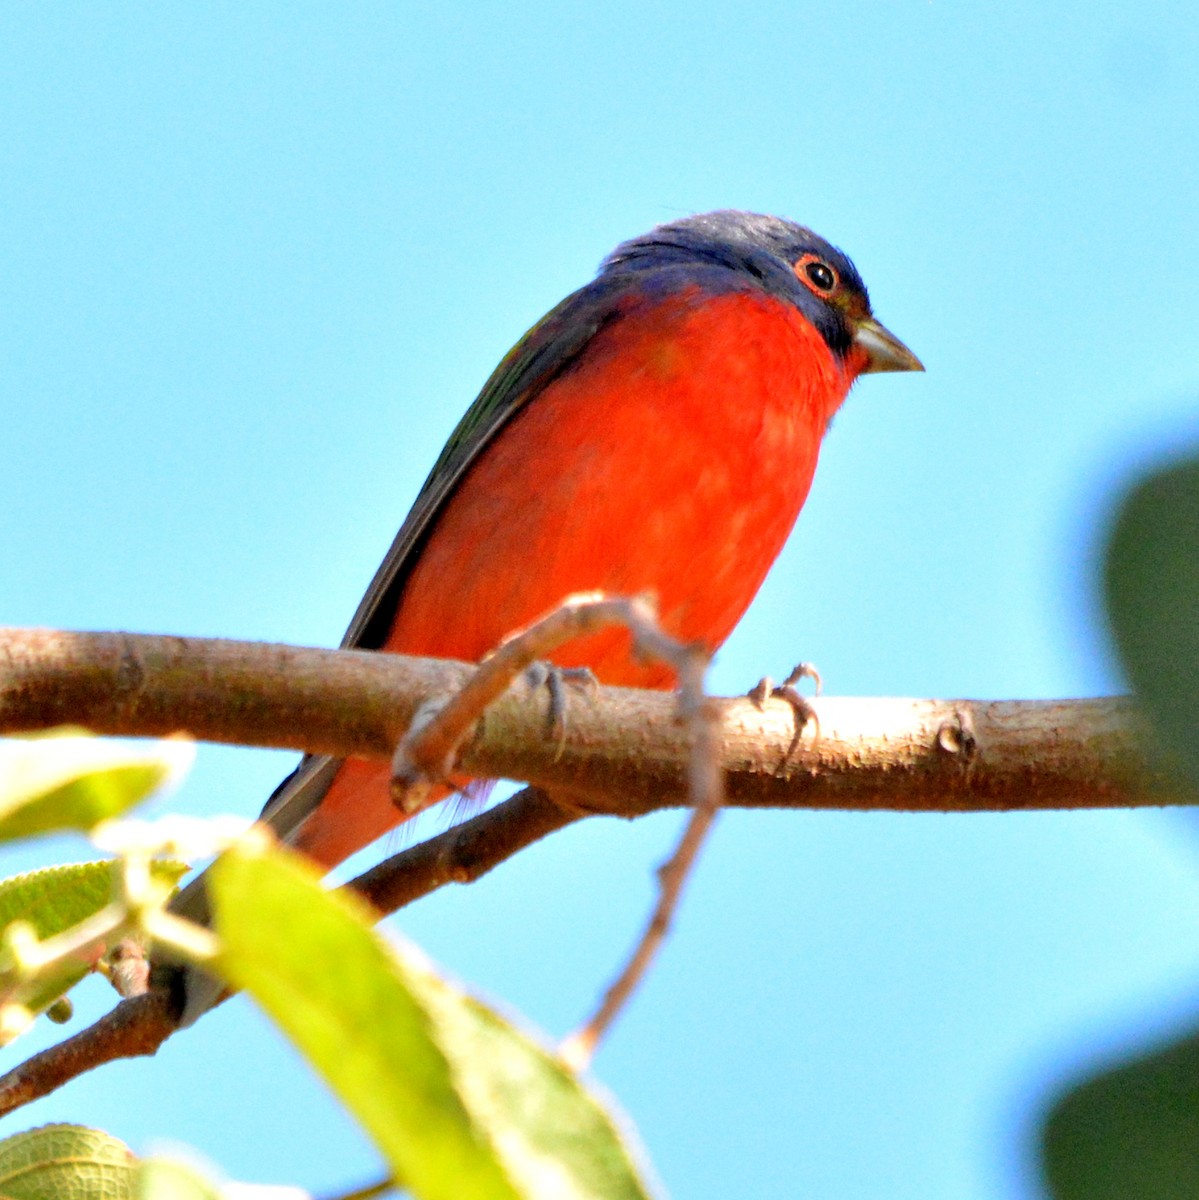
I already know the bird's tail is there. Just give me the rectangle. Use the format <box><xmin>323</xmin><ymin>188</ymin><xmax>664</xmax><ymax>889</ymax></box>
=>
<box><xmin>169</xmin><ymin>737</ymin><xmax>464</xmax><ymax>1024</ymax></box>
<box><xmin>168</xmin><ymin>752</ymin><xmax>383</xmax><ymax>1025</ymax></box>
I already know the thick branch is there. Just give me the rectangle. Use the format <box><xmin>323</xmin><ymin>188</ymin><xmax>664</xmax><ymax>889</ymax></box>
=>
<box><xmin>0</xmin><ymin>621</ymin><xmax>1183</xmax><ymax>1119</ymax></box>
<box><xmin>0</xmin><ymin>627</ymin><xmax>1178</xmax><ymax>811</ymax></box>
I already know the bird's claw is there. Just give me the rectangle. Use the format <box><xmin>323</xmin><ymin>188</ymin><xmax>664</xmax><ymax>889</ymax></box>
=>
<box><xmin>524</xmin><ymin>662</ymin><xmax>598</xmax><ymax>756</ymax></box>
<box><xmin>746</xmin><ymin>676</ymin><xmax>773</xmax><ymax>708</ymax></box>
<box><xmin>748</xmin><ymin>661</ymin><xmax>822</xmax><ymax>745</ymax></box>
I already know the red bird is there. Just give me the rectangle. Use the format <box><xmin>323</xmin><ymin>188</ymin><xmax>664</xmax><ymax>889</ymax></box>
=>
<box><xmin>264</xmin><ymin>210</ymin><xmax>920</xmax><ymax>864</ymax></box>
<box><xmin>178</xmin><ymin>211</ymin><xmax>920</xmax><ymax>1015</ymax></box>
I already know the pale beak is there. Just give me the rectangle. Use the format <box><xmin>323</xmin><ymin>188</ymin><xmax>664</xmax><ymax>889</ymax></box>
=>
<box><xmin>853</xmin><ymin>316</ymin><xmax>924</xmax><ymax>374</ymax></box>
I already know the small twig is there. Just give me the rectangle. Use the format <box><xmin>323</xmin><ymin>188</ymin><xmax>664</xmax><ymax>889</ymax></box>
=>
<box><xmin>560</xmin><ymin>681</ymin><xmax>723</xmax><ymax>1070</ymax></box>
<box><xmin>318</xmin><ymin>1177</ymin><xmax>398</xmax><ymax>1200</ymax></box>
<box><xmin>390</xmin><ymin>589</ymin><xmax>726</xmax><ymax>1067</ymax></box>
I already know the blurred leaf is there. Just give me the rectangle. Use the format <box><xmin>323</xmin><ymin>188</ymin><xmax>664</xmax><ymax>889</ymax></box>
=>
<box><xmin>1042</xmin><ymin>1029</ymin><xmax>1199</xmax><ymax>1199</ymax></box>
<box><xmin>45</xmin><ymin>996</ymin><xmax>73</xmax><ymax>1023</ymax></box>
<box><xmin>0</xmin><ymin>860</ymin><xmax>188</xmax><ymax>940</ymax></box>
<box><xmin>0</xmin><ymin>731</ymin><xmax>194</xmax><ymax>841</ymax></box>
<box><xmin>137</xmin><ymin>1158</ymin><xmax>224</xmax><ymax>1200</ymax></box>
<box><xmin>0</xmin><ymin>1122</ymin><xmax>136</xmax><ymax>1199</ymax></box>
<box><xmin>137</xmin><ymin>1157</ymin><xmax>312</xmax><ymax>1199</ymax></box>
<box><xmin>209</xmin><ymin>844</ymin><xmax>654</xmax><ymax>1200</ymax></box>
<box><xmin>1103</xmin><ymin>452</ymin><xmax>1199</xmax><ymax>788</ymax></box>
<box><xmin>17</xmin><ymin>969</ymin><xmax>81</xmax><ymax>1032</ymax></box>
<box><xmin>0</xmin><ymin>860</ymin><xmax>188</xmax><ymax>1015</ymax></box>
<box><xmin>405</xmin><ymin>973</ymin><xmax>651</xmax><ymax>1200</ymax></box>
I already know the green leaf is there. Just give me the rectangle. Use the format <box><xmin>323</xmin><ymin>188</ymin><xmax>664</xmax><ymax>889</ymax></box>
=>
<box><xmin>1041</xmin><ymin>1029</ymin><xmax>1199</xmax><ymax>1199</ymax></box>
<box><xmin>0</xmin><ymin>731</ymin><xmax>194</xmax><ymax>842</ymax></box>
<box><xmin>0</xmin><ymin>861</ymin><xmax>189</xmax><ymax>941</ymax></box>
<box><xmin>0</xmin><ymin>1123</ymin><xmax>136</xmax><ymax>1200</ymax></box>
<box><xmin>406</xmin><ymin>971</ymin><xmax>653</xmax><ymax>1200</ymax></box>
<box><xmin>0</xmin><ymin>860</ymin><xmax>188</xmax><ymax>1014</ymax></box>
<box><xmin>208</xmin><ymin>845</ymin><xmax>654</xmax><ymax>1200</ymax></box>
<box><xmin>1103</xmin><ymin>453</ymin><xmax>1199</xmax><ymax>788</ymax></box>
<box><xmin>137</xmin><ymin>1158</ymin><xmax>224</xmax><ymax>1200</ymax></box>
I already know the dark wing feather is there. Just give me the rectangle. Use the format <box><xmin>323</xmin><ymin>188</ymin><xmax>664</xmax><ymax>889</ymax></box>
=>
<box><xmin>343</xmin><ymin>279</ymin><xmax>629</xmax><ymax>651</ymax></box>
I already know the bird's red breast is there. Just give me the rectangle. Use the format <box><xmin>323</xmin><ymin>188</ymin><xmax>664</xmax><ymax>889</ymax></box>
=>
<box><xmin>295</xmin><ymin>284</ymin><xmax>856</xmax><ymax>865</ymax></box>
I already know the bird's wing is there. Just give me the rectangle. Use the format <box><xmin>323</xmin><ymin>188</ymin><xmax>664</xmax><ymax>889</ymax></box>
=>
<box><xmin>342</xmin><ymin>278</ymin><xmax>630</xmax><ymax>650</ymax></box>
<box><xmin>256</xmin><ymin>275</ymin><xmax>635</xmax><ymax>836</ymax></box>
<box><xmin>173</xmin><ymin>277</ymin><xmax>638</xmax><ymax>1024</ymax></box>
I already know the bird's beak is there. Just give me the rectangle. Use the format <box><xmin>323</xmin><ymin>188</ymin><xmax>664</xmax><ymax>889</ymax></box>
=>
<box><xmin>853</xmin><ymin>316</ymin><xmax>924</xmax><ymax>374</ymax></box>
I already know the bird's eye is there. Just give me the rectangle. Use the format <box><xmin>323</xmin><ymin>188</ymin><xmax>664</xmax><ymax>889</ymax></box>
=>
<box><xmin>804</xmin><ymin>260</ymin><xmax>836</xmax><ymax>293</ymax></box>
<box><xmin>793</xmin><ymin>253</ymin><xmax>840</xmax><ymax>297</ymax></box>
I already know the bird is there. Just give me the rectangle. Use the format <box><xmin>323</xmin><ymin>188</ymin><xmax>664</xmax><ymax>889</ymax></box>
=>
<box><xmin>174</xmin><ymin>209</ymin><xmax>921</xmax><ymax>1018</ymax></box>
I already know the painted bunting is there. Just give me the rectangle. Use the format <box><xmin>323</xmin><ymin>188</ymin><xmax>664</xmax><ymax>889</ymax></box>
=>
<box><xmin>176</xmin><ymin>210</ymin><xmax>920</xmax><ymax>1016</ymax></box>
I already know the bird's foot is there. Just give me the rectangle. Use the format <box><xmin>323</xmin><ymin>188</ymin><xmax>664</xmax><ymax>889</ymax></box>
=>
<box><xmin>524</xmin><ymin>662</ymin><xmax>599</xmax><ymax>756</ymax></box>
<box><xmin>748</xmin><ymin>661</ymin><xmax>823</xmax><ymax>743</ymax></box>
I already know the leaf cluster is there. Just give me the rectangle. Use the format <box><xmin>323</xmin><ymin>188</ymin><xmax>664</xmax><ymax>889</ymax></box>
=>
<box><xmin>0</xmin><ymin>733</ymin><xmax>654</xmax><ymax>1199</ymax></box>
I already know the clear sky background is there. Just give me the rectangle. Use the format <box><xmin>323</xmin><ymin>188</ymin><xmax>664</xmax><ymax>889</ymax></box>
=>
<box><xmin>3</xmin><ymin>4</ymin><xmax>1199</xmax><ymax>1198</ymax></box>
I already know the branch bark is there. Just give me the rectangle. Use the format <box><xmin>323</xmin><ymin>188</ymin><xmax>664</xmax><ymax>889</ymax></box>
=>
<box><xmin>0</xmin><ymin>991</ymin><xmax>178</xmax><ymax>1114</ymax></box>
<box><xmin>0</xmin><ymin>626</ymin><xmax>1179</xmax><ymax>812</ymax></box>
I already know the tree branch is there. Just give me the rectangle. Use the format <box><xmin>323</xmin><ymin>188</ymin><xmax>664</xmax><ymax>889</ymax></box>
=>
<box><xmin>0</xmin><ymin>624</ymin><xmax>1182</xmax><ymax>1119</ymax></box>
<box><xmin>0</xmin><ymin>627</ymin><xmax>1178</xmax><ymax>812</ymax></box>
<box><xmin>0</xmin><ymin>991</ymin><xmax>178</xmax><ymax>1114</ymax></box>
<box><xmin>351</xmin><ymin>785</ymin><xmax>580</xmax><ymax>914</ymax></box>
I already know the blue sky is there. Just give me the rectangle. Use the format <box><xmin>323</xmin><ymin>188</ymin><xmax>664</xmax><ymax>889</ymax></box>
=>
<box><xmin>3</xmin><ymin>4</ymin><xmax>1198</xmax><ymax>1197</ymax></box>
